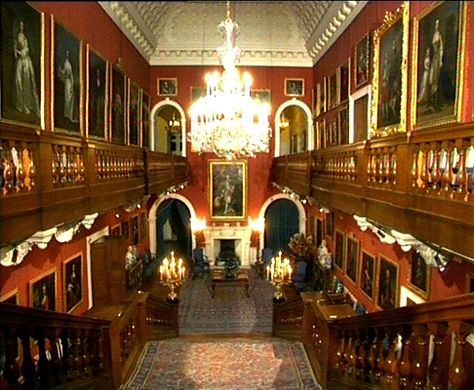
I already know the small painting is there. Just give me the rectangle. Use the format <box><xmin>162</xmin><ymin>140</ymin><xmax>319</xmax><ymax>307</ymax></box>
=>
<box><xmin>409</xmin><ymin>252</ymin><xmax>430</xmax><ymax>299</ymax></box>
<box><xmin>345</xmin><ymin>235</ymin><xmax>359</xmax><ymax>284</ymax></box>
<box><xmin>328</xmin><ymin>71</ymin><xmax>339</xmax><ymax>110</ymax></box>
<box><xmin>285</xmin><ymin>78</ymin><xmax>304</xmax><ymax>97</ymax></box>
<box><xmin>52</xmin><ymin>18</ymin><xmax>82</xmax><ymax>134</ymax></box>
<box><xmin>0</xmin><ymin>2</ymin><xmax>43</xmax><ymax>128</ymax></box>
<box><xmin>128</xmin><ymin>82</ymin><xmax>140</xmax><ymax>145</ymax></box>
<box><xmin>29</xmin><ymin>268</ymin><xmax>56</xmax><ymax>311</ymax></box>
<box><xmin>210</xmin><ymin>160</ymin><xmax>247</xmax><ymax>221</ymax></box>
<box><xmin>316</xmin><ymin>78</ymin><xmax>327</xmax><ymax>116</ymax></box>
<box><xmin>316</xmin><ymin>119</ymin><xmax>326</xmax><ymax>149</ymax></box>
<box><xmin>251</xmin><ymin>88</ymin><xmax>271</xmax><ymax>105</ymax></box>
<box><xmin>370</xmin><ymin>2</ymin><xmax>409</xmax><ymax>137</ymax></box>
<box><xmin>141</xmin><ymin>91</ymin><xmax>150</xmax><ymax>148</ymax></box>
<box><xmin>340</xmin><ymin>61</ymin><xmax>350</xmax><ymax>103</ymax></box>
<box><xmin>158</xmin><ymin>78</ymin><xmax>177</xmax><ymax>96</ymax></box>
<box><xmin>411</xmin><ymin>1</ymin><xmax>465</xmax><ymax>129</ymax></box>
<box><xmin>190</xmin><ymin>86</ymin><xmax>206</xmax><ymax>104</ymax></box>
<box><xmin>354</xmin><ymin>33</ymin><xmax>370</xmax><ymax>88</ymax></box>
<box><xmin>63</xmin><ymin>254</ymin><xmax>82</xmax><ymax>312</ymax></box>
<box><xmin>87</xmin><ymin>46</ymin><xmax>107</xmax><ymax>139</ymax></box>
<box><xmin>0</xmin><ymin>289</ymin><xmax>19</xmax><ymax>304</ymax></box>
<box><xmin>359</xmin><ymin>251</ymin><xmax>376</xmax><ymax>300</ymax></box>
<box><xmin>334</xmin><ymin>229</ymin><xmax>345</xmax><ymax>271</ymax></box>
<box><xmin>376</xmin><ymin>256</ymin><xmax>399</xmax><ymax>310</ymax></box>
<box><xmin>111</xmin><ymin>66</ymin><xmax>126</xmax><ymax>144</ymax></box>
<box><xmin>338</xmin><ymin>108</ymin><xmax>349</xmax><ymax>145</ymax></box>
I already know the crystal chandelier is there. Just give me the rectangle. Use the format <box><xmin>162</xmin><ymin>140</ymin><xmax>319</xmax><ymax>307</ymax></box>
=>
<box><xmin>188</xmin><ymin>2</ymin><xmax>271</xmax><ymax>160</ymax></box>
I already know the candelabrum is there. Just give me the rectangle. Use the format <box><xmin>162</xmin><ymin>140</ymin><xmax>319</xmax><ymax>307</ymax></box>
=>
<box><xmin>266</xmin><ymin>251</ymin><xmax>292</xmax><ymax>302</ymax></box>
<box><xmin>159</xmin><ymin>251</ymin><xmax>186</xmax><ymax>302</ymax></box>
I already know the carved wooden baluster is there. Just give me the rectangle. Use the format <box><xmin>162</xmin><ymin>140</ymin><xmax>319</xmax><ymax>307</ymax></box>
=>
<box><xmin>63</xmin><ymin>329</ymin><xmax>75</xmax><ymax>381</ymax></box>
<box><xmin>343</xmin><ymin>333</ymin><xmax>354</xmax><ymax>377</ymax></box>
<box><xmin>45</xmin><ymin>327</ymin><xmax>63</xmax><ymax>386</ymax></box>
<box><xmin>367</xmin><ymin>153</ymin><xmax>373</xmax><ymax>183</ymax></box>
<box><xmin>377</xmin><ymin>333</ymin><xmax>389</xmax><ymax>384</ymax></box>
<box><xmin>431</xmin><ymin>148</ymin><xmax>441</xmax><ymax>190</ymax></box>
<box><xmin>367</xmin><ymin>333</ymin><xmax>379</xmax><ymax>384</ymax></box>
<box><xmin>398</xmin><ymin>326</ymin><xmax>412</xmax><ymax>388</ymax></box>
<box><xmin>463</xmin><ymin>144</ymin><xmax>474</xmax><ymax>202</ymax></box>
<box><xmin>448</xmin><ymin>320</ymin><xmax>470</xmax><ymax>390</ymax></box>
<box><xmin>2</xmin><ymin>325</ymin><xmax>22</xmax><ymax>387</ymax></box>
<box><xmin>440</xmin><ymin>147</ymin><xmax>451</xmax><ymax>194</ymax></box>
<box><xmin>72</xmin><ymin>331</ymin><xmax>83</xmax><ymax>377</ymax></box>
<box><xmin>347</xmin><ymin>332</ymin><xmax>358</xmax><ymax>377</ymax></box>
<box><xmin>34</xmin><ymin>327</ymin><xmax>52</xmax><ymax>389</ymax></box>
<box><xmin>383</xmin><ymin>331</ymin><xmax>400</xmax><ymax>390</ymax></box>
<box><xmin>88</xmin><ymin>328</ymin><xmax>102</xmax><ymax>375</ymax></box>
<box><xmin>17</xmin><ymin>329</ymin><xmax>36</xmax><ymax>388</ymax></box>
<box><xmin>454</xmin><ymin>149</ymin><xmax>465</xmax><ymax>198</ymax></box>
<box><xmin>428</xmin><ymin>323</ymin><xmax>449</xmax><ymax>389</ymax></box>
<box><xmin>335</xmin><ymin>333</ymin><xmax>346</xmax><ymax>374</ymax></box>
<box><xmin>412</xmin><ymin>324</ymin><xmax>429</xmax><ymax>390</ymax></box>
<box><xmin>2</xmin><ymin>146</ymin><xmax>14</xmax><ymax>195</ymax></box>
<box><xmin>354</xmin><ymin>331</ymin><xmax>367</xmax><ymax>381</ymax></box>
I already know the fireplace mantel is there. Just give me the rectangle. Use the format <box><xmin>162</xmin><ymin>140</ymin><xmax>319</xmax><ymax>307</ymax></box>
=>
<box><xmin>202</xmin><ymin>226</ymin><xmax>255</xmax><ymax>267</ymax></box>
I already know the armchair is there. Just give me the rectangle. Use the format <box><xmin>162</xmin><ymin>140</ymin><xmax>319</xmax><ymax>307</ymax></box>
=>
<box><xmin>192</xmin><ymin>247</ymin><xmax>210</xmax><ymax>278</ymax></box>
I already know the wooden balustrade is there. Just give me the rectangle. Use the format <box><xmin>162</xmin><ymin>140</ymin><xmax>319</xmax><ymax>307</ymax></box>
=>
<box><xmin>273</xmin><ymin>296</ymin><xmax>304</xmax><ymax>341</ymax></box>
<box><xmin>313</xmin><ymin>147</ymin><xmax>358</xmax><ymax>182</ymax></box>
<box><xmin>303</xmin><ymin>292</ymin><xmax>474</xmax><ymax>390</ymax></box>
<box><xmin>144</xmin><ymin>294</ymin><xmax>179</xmax><ymax>339</ymax></box>
<box><xmin>0</xmin><ymin>302</ymin><xmax>111</xmax><ymax>389</ymax></box>
<box><xmin>126</xmin><ymin>260</ymin><xmax>143</xmax><ymax>291</ymax></box>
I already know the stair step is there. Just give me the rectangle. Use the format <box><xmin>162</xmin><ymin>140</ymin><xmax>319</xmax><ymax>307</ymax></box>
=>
<box><xmin>49</xmin><ymin>374</ymin><xmax>113</xmax><ymax>390</ymax></box>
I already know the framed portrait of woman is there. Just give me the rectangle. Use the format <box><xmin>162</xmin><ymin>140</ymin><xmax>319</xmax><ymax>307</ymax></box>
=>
<box><xmin>408</xmin><ymin>251</ymin><xmax>430</xmax><ymax>299</ymax></box>
<box><xmin>63</xmin><ymin>254</ymin><xmax>82</xmax><ymax>313</ymax></box>
<box><xmin>334</xmin><ymin>229</ymin><xmax>345</xmax><ymax>271</ymax></box>
<box><xmin>285</xmin><ymin>78</ymin><xmax>304</xmax><ymax>97</ymax></box>
<box><xmin>128</xmin><ymin>81</ymin><xmax>141</xmax><ymax>146</ymax></box>
<box><xmin>316</xmin><ymin>77</ymin><xmax>327</xmax><ymax>116</ymax></box>
<box><xmin>209</xmin><ymin>160</ymin><xmax>247</xmax><ymax>221</ymax></box>
<box><xmin>52</xmin><ymin>17</ymin><xmax>82</xmax><ymax>134</ymax></box>
<box><xmin>328</xmin><ymin>71</ymin><xmax>339</xmax><ymax>110</ymax></box>
<box><xmin>354</xmin><ymin>33</ymin><xmax>370</xmax><ymax>89</ymax></box>
<box><xmin>29</xmin><ymin>268</ymin><xmax>56</xmax><ymax>311</ymax></box>
<box><xmin>0</xmin><ymin>2</ymin><xmax>44</xmax><ymax>128</ymax></box>
<box><xmin>376</xmin><ymin>256</ymin><xmax>399</xmax><ymax>310</ymax></box>
<box><xmin>111</xmin><ymin>66</ymin><xmax>126</xmax><ymax>144</ymax></box>
<box><xmin>344</xmin><ymin>235</ymin><xmax>359</xmax><ymax>284</ymax></box>
<box><xmin>370</xmin><ymin>2</ymin><xmax>409</xmax><ymax>138</ymax></box>
<box><xmin>411</xmin><ymin>1</ymin><xmax>466</xmax><ymax>129</ymax></box>
<box><xmin>86</xmin><ymin>45</ymin><xmax>107</xmax><ymax>139</ymax></box>
<box><xmin>359</xmin><ymin>251</ymin><xmax>376</xmax><ymax>300</ymax></box>
<box><xmin>339</xmin><ymin>60</ymin><xmax>350</xmax><ymax>104</ymax></box>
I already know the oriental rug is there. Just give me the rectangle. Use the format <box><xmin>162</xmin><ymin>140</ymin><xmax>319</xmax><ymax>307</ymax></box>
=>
<box><xmin>121</xmin><ymin>338</ymin><xmax>321</xmax><ymax>390</ymax></box>
<box><xmin>178</xmin><ymin>269</ymin><xmax>274</xmax><ymax>335</ymax></box>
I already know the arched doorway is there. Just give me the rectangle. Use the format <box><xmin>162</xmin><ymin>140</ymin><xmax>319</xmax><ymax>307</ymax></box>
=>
<box><xmin>156</xmin><ymin>199</ymin><xmax>192</xmax><ymax>263</ymax></box>
<box><xmin>264</xmin><ymin>199</ymin><xmax>300</xmax><ymax>254</ymax></box>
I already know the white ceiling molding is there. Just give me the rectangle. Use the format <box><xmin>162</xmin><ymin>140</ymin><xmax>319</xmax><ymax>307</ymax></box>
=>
<box><xmin>99</xmin><ymin>1</ymin><xmax>367</xmax><ymax>68</ymax></box>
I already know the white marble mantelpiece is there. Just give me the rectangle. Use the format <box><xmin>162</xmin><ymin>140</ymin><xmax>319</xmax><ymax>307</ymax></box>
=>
<box><xmin>202</xmin><ymin>226</ymin><xmax>253</xmax><ymax>267</ymax></box>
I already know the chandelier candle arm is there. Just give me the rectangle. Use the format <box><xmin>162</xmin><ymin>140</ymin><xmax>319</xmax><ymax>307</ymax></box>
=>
<box><xmin>266</xmin><ymin>251</ymin><xmax>293</xmax><ymax>302</ymax></box>
<box><xmin>159</xmin><ymin>251</ymin><xmax>186</xmax><ymax>302</ymax></box>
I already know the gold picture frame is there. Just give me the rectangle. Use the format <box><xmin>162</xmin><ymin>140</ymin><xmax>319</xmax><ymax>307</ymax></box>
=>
<box><xmin>128</xmin><ymin>81</ymin><xmax>141</xmax><ymax>146</ymax></box>
<box><xmin>209</xmin><ymin>160</ymin><xmax>247</xmax><ymax>221</ymax></box>
<box><xmin>0</xmin><ymin>288</ymin><xmax>19</xmax><ymax>304</ymax></box>
<box><xmin>63</xmin><ymin>253</ymin><xmax>83</xmax><ymax>313</ymax></box>
<box><xmin>328</xmin><ymin>70</ymin><xmax>340</xmax><ymax>110</ymax></box>
<box><xmin>284</xmin><ymin>78</ymin><xmax>304</xmax><ymax>97</ymax></box>
<box><xmin>157</xmin><ymin>77</ymin><xmax>177</xmax><ymax>96</ymax></box>
<box><xmin>29</xmin><ymin>267</ymin><xmax>57</xmax><ymax>311</ymax></box>
<box><xmin>359</xmin><ymin>251</ymin><xmax>376</xmax><ymax>300</ymax></box>
<box><xmin>410</xmin><ymin>1</ymin><xmax>466</xmax><ymax>130</ymax></box>
<box><xmin>333</xmin><ymin>229</ymin><xmax>345</xmax><ymax>271</ymax></box>
<box><xmin>376</xmin><ymin>256</ymin><xmax>400</xmax><ymax>310</ymax></box>
<box><xmin>344</xmin><ymin>235</ymin><xmax>359</xmax><ymax>285</ymax></box>
<box><xmin>370</xmin><ymin>1</ymin><xmax>409</xmax><ymax>138</ymax></box>
<box><xmin>408</xmin><ymin>251</ymin><xmax>431</xmax><ymax>299</ymax></box>
<box><xmin>316</xmin><ymin>77</ymin><xmax>327</xmax><ymax>116</ymax></box>
<box><xmin>251</xmin><ymin>88</ymin><xmax>271</xmax><ymax>104</ymax></box>
<box><xmin>354</xmin><ymin>32</ymin><xmax>371</xmax><ymax>89</ymax></box>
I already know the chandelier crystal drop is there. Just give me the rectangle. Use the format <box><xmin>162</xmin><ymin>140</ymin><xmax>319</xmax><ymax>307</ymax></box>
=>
<box><xmin>188</xmin><ymin>2</ymin><xmax>271</xmax><ymax>160</ymax></box>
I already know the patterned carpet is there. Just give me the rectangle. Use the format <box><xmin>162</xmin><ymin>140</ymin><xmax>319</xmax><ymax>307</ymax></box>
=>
<box><xmin>178</xmin><ymin>269</ymin><xmax>275</xmax><ymax>335</ymax></box>
<box><xmin>121</xmin><ymin>338</ymin><xmax>321</xmax><ymax>390</ymax></box>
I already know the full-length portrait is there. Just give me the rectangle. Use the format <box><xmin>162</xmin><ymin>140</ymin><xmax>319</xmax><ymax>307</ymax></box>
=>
<box><xmin>0</xmin><ymin>2</ymin><xmax>43</xmax><ymax>127</ymax></box>
<box><xmin>129</xmin><ymin>82</ymin><xmax>140</xmax><ymax>145</ymax></box>
<box><xmin>64</xmin><ymin>254</ymin><xmax>82</xmax><ymax>312</ymax></box>
<box><xmin>111</xmin><ymin>66</ymin><xmax>126</xmax><ymax>144</ymax></box>
<box><xmin>87</xmin><ymin>46</ymin><xmax>107</xmax><ymax>139</ymax></box>
<box><xmin>30</xmin><ymin>269</ymin><xmax>56</xmax><ymax>311</ymax></box>
<box><xmin>53</xmin><ymin>19</ymin><xmax>81</xmax><ymax>133</ymax></box>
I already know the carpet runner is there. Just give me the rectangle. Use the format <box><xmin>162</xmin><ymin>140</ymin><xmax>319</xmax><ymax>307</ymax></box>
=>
<box><xmin>121</xmin><ymin>338</ymin><xmax>321</xmax><ymax>390</ymax></box>
<box><xmin>179</xmin><ymin>270</ymin><xmax>274</xmax><ymax>335</ymax></box>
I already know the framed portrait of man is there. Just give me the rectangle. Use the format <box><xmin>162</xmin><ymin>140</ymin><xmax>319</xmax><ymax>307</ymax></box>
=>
<box><xmin>63</xmin><ymin>254</ymin><xmax>82</xmax><ymax>313</ymax></box>
<box><xmin>86</xmin><ymin>45</ymin><xmax>107</xmax><ymax>139</ymax></box>
<box><xmin>376</xmin><ymin>256</ymin><xmax>399</xmax><ymax>310</ymax></box>
<box><xmin>354</xmin><ymin>33</ymin><xmax>370</xmax><ymax>89</ymax></box>
<box><xmin>334</xmin><ymin>229</ymin><xmax>345</xmax><ymax>271</ymax></box>
<box><xmin>52</xmin><ymin>18</ymin><xmax>82</xmax><ymax>134</ymax></box>
<box><xmin>359</xmin><ymin>251</ymin><xmax>376</xmax><ymax>300</ymax></box>
<box><xmin>344</xmin><ymin>235</ymin><xmax>359</xmax><ymax>284</ymax></box>
<box><xmin>0</xmin><ymin>2</ymin><xmax>43</xmax><ymax>128</ymax></box>
<box><xmin>141</xmin><ymin>91</ymin><xmax>150</xmax><ymax>148</ymax></box>
<box><xmin>328</xmin><ymin>71</ymin><xmax>339</xmax><ymax>110</ymax></box>
<box><xmin>128</xmin><ymin>82</ymin><xmax>141</xmax><ymax>145</ymax></box>
<box><xmin>339</xmin><ymin>60</ymin><xmax>350</xmax><ymax>103</ymax></box>
<box><xmin>370</xmin><ymin>2</ymin><xmax>409</xmax><ymax>138</ymax></box>
<box><xmin>284</xmin><ymin>78</ymin><xmax>304</xmax><ymax>97</ymax></box>
<box><xmin>209</xmin><ymin>160</ymin><xmax>247</xmax><ymax>221</ymax></box>
<box><xmin>411</xmin><ymin>1</ymin><xmax>466</xmax><ymax>129</ymax></box>
<box><xmin>29</xmin><ymin>268</ymin><xmax>56</xmax><ymax>311</ymax></box>
<box><xmin>158</xmin><ymin>78</ymin><xmax>177</xmax><ymax>96</ymax></box>
<box><xmin>111</xmin><ymin>66</ymin><xmax>126</xmax><ymax>144</ymax></box>
<box><xmin>408</xmin><ymin>251</ymin><xmax>430</xmax><ymax>299</ymax></box>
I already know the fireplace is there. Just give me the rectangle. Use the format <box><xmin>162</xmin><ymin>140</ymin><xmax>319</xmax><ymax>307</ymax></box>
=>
<box><xmin>216</xmin><ymin>239</ymin><xmax>238</xmax><ymax>266</ymax></box>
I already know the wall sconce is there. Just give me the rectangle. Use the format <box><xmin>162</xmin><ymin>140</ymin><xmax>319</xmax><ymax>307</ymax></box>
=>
<box><xmin>191</xmin><ymin>217</ymin><xmax>207</xmax><ymax>233</ymax></box>
<box><xmin>248</xmin><ymin>217</ymin><xmax>265</xmax><ymax>233</ymax></box>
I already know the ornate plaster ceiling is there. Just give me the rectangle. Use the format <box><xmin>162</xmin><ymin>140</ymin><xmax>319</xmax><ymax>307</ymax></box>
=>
<box><xmin>100</xmin><ymin>1</ymin><xmax>367</xmax><ymax>67</ymax></box>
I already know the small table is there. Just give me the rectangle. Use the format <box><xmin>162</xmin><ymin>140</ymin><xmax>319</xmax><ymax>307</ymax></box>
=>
<box><xmin>211</xmin><ymin>269</ymin><xmax>250</xmax><ymax>298</ymax></box>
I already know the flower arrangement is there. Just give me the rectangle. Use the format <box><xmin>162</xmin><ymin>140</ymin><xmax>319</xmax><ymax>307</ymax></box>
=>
<box><xmin>288</xmin><ymin>233</ymin><xmax>318</xmax><ymax>262</ymax></box>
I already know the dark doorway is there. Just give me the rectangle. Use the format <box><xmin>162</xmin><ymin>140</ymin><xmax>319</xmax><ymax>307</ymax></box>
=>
<box><xmin>264</xmin><ymin>199</ymin><xmax>299</xmax><ymax>254</ymax></box>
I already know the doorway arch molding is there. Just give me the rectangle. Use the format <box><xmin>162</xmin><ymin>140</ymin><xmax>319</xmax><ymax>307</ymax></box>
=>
<box><xmin>257</xmin><ymin>193</ymin><xmax>306</xmax><ymax>253</ymax></box>
<box><xmin>148</xmin><ymin>193</ymin><xmax>197</xmax><ymax>256</ymax></box>
<box><xmin>274</xmin><ymin>98</ymin><xmax>313</xmax><ymax>158</ymax></box>
<box><xmin>150</xmin><ymin>98</ymin><xmax>187</xmax><ymax>157</ymax></box>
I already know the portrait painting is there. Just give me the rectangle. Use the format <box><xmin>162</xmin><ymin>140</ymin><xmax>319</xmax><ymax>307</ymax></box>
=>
<box><xmin>0</xmin><ymin>289</ymin><xmax>19</xmax><ymax>305</ymax></box>
<box><xmin>316</xmin><ymin>78</ymin><xmax>327</xmax><ymax>116</ymax></box>
<box><xmin>371</xmin><ymin>2</ymin><xmax>409</xmax><ymax>138</ymax></box>
<box><xmin>29</xmin><ymin>268</ymin><xmax>56</xmax><ymax>311</ymax></box>
<box><xmin>131</xmin><ymin>215</ymin><xmax>139</xmax><ymax>245</ymax></box>
<box><xmin>359</xmin><ymin>251</ymin><xmax>375</xmax><ymax>300</ymax></box>
<box><xmin>121</xmin><ymin>219</ymin><xmax>129</xmax><ymax>240</ymax></box>
<box><xmin>338</xmin><ymin>108</ymin><xmax>349</xmax><ymax>145</ymax></box>
<box><xmin>53</xmin><ymin>19</ymin><xmax>82</xmax><ymax>134</ymax></box>
<box><xmin>334</xmin><ymin>229</ymin><xmax>345</xmax><ymax>271</ymax></box>
<box><xmin>111</xmin><ymin>66</ymin><xmax>126</xmax><ymax>144</ymax></box>
<box><xmin>87</xmin><ymin>46</ymin><xmax>107</xmax><ymax>139</ymax></box>
<box><xmin>327</xmin><ymin>119</ymin><xmax>339</xmax><ymax>147</ymax></box>
<box><xmin>210</xmin><ymin>160</ymin><xmax>247</xmax><ymax>221</ymax></box>
<box><xmin>339</xmin><ymin>61</ymin><xmax>350</xmax><ymax>103</ymax></box>
<box><xmin>158</xmin><ymin>78</ymin><xmax>177</xmax><ymax>96</ymax></box>
<box><xmin>285</xmin><ymin>78</ymin><xmax>304</xmax><ymax>97</ymax></box>
<box><xmin>316</xmin><ymin>218</ymin><xmax>324</xmax><ymax>247</ymax></box>
<box><xmin>409</xmin><ymin>252</ymin><xmax>430</xmax><ymax>299</ymax></box>
<box><xmin>141</xmin><ymin>91</ymin><xmax>150</xmax><ymax>148</ymax></box>
<box><xmin>63</xmin><ymin>254</ymin><xmax>82</xmax><ymax>312</ymax></box>
<box><xmin>376</xmin><ymin>256</ymin><xmax>399</xmax><ymax>310</ymax></box>
<box><xmin>316</xmin><ymin>119</ymin><xmax>326</xmax><ymax>149</ymax></box>
<box><xmin>354</xmin><ymin>33</ymin><xmax>370</xmax><ymax>88</ymax></box>
<box><xmin>344</xmin><ymin>236</ymin><xmax>359</xmax><ymax>284</ymax></box>
<box><xmin>0</xmin><ymin>2</ymin><xmax>43</xmax><ymax>128</ymax></box>
<box><xmin>190</xmin><ymin>86</ymin><xmax>206</xmax><ymax>104</ymax></box>
<box><xmin>128</xmin><ymin>82</ymin><xmax>140</xmax><ymax>145</ymax></box>
<box><xmin>328</xmin><ymin>71</ymin><xmax>339</xmax><ymax>110</ymax></box>
<box><xmin>251</xmin><ymin>88</ymin><xmax>271</xmax><ymax>105</ymax></box>
<box><xmin>411</xmin><ymin>1</ymin><xmax>465</xmax><ymax>129</ymax></box>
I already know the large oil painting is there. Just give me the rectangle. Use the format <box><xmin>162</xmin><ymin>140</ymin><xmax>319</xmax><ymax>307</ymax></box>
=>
<box><xmin>128</xmin><ymin>82</ymin><xmax>140</xmax><ymax>145</ymax></box>
<box><xmin>370</xmin><ymin>2</ymin><xmax>409</xmax><ymax>138</ymax></box>
<box><xmin>354</xmin><ymin>32</ymin><xmax>370</xmax><ymax>89</ymax></box>
<box><xmin>0</xmin><ymin>2</ymin><xmax>43</xmax><ymax>128</ymax></box>
<box><xmin>411</xmin><ymin>1</ymin><xmax>465</xmax><ymax>129</ymax></box>
<box><xmin>359</xmin><ymin>251</ymin><xmax>375</xmax><ymax>300</ymax></box>
<box><xmin>141</xmin><ymin>91</ymin><xmax>150</xmax><ymax>148</ymax></box>
<box><xmin>344</xmin><ymin>235</ymin><xmax>359</xmax><ymax>284</ymax></box>
<box><xmin>210</xmin><ymin>160</ymin><xmax>247</xmax><ymax>221</ymax></box>
<box><xmin>87</xmin><ymin>46</ymin><xmax>107</xmax><ymax>139</ymax></box>
<box><xmin>53</xmin><ymin>19</ymin><xmax>82</xmax><ymax>134</ymax></box>
<box><xmin>376</xmin><ymin>256</ymin><xmax>399</xmax><ymax>310</ymax></box>
<box><xmin>63</xmin><ymin>254</ymin><xmax>82</xmax><ymax>313</ymax></box>
<box><xmin>408</xmin><ymin>251</ymin><xmax>430</xmax><ymax>299</ymax></box>
<box><xmin>111</xmin><ymin>66</ymin><xmax>126</xmax><ymax>144</ymax></box>
<box><xmin>29</xmin><ymin>268</ymin><xmax>56</xmax><ymax>311</ymax></box>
